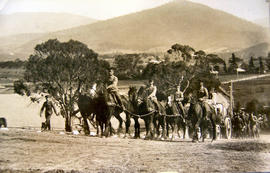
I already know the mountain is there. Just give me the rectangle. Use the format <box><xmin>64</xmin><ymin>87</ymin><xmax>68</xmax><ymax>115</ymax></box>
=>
<box><xmin>0</xmin><ymin>0</ymin><xmax>269</xmax><ymax>60</ymax></box>
<box><xmin>0</xmin><ymin>12</ymin><xmax>97</xmax><ymax>37</ymax></box>
<box><xmin>253</xmin><ymin>18</ymin><xmax>269</xmax><ymax>28</ymax></box>
<box><xmin>218</xmin><ymin>42</ymin><xmax>270</xmax><ymax>62</ymax></box>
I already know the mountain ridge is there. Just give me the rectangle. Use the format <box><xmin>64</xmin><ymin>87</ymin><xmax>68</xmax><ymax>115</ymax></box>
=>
<box><xmin>0</xmin><ymin>0</ymin><xmax>268</xmax><ymax>60</ymax></box>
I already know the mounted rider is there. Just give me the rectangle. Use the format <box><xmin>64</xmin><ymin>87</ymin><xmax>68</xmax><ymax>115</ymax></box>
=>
<box><xmin>106</xmin><ymin>68</ymin><xmax>125</xmax><ymax>111</ymax></box>
<box><xmin>197</xmin><ymin>81</ymin><xmax>209</xmax><ymax>117</ymax></box>
<box><xmin>174</xmin><ymin>76</ymin><xmax>189</xmax><ymax>117</ymax></box>
<box><xmin>146</xmin><ymin>79</ymin><xmax>160</xmax><ymax>113</ymax></box>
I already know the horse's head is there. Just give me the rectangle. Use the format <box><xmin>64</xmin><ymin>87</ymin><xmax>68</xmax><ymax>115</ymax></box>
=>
<box><xmin>137</xmin><ymin>86</ymin><xmax>147</xmax><ymax>99</ymax></box>
<box><xmin>128</xmin><ymin>86</ymin><xmax>137</xmax><ymax>98</ymax></box>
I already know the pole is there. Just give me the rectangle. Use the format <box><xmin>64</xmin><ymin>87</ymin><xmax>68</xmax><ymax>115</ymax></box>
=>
<box><xmin>229</xmin><ymin>81</ymin><xmax>234</xmax><ymax>116</ymax></box>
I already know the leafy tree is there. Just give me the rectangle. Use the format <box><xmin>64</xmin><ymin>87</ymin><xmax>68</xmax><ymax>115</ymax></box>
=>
<box><xmin>167</xmin><ymin>43</ymin><xmax>195</xmax><ymax>62</ymax></box>
<box><xmin>258</xmin><ymin>56</ymin><xmax>265</xmax><ymax>74</ymax></box>
<box><xmin>245</xmin><ymin>99</ymin><xmax>264</xmax><ymax>115</ymax></box>
<box><xmin>113</xmin><ymin>54</ymin><xmax>144</xmax><ymax>79</ymax></box>
<box><xmin>265</xmin><ymin>53</ymin><xmax>270</xmax><ymax>71</ymax></box>
<box><xmin>222</xmin><ymin>61</ymin><xmax>227</xmax><ymax>73</ymax></box>
<box><xmin>228</xmin><ymin>53</ymin><xmax>242</xmax><ymax>73</ymax></box>
<box><xmin>14</xmin><ymin>39</ymin><xmax>109</xmax><ymax>131</ymax></box>
<box><xmin>248</xmin><ymin>56</ymin><xmax>256</xmax><ymax>73</ymax></box>
<box><xmin>143</xmin><ymin>55</ymin><xmax>220</xmax><ymax>99</ymax></box>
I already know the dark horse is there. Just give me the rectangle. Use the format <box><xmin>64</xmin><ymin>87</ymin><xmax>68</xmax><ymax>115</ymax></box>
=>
<box><xmin>164</xmin><ymin>100</ymin><xmax>188</xmax><ymax>140</ymax></box>
<box><xmin>187</xmin><ymin>98</ymin><xmax>219</xmax><ymax>142</ymax></box>
<box><xmin>77</xmin><ymin>87</ymin><xmax>124</xmax><ymax>137</ymax></box>
<box><xmin>126</xmin><ymin>86</ymin><xmax>166</xmax><ymax>140</ymax></box>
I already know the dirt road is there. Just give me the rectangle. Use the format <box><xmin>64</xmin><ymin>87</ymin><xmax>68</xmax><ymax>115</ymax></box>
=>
<box><xmin>0</xmin><ymin>128</ymin><xmax>270</xmax><ymax>173</ymax></box>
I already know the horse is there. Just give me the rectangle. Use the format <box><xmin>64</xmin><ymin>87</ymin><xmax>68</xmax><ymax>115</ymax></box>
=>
<box><xmin>77</xmin><ymin>87</ymin><xmax>124</xmax><ymax>137</ymax></box>
<box><xmin>187</xmin><ymin>97</ymin><xmax>218</xmax><ymax>142</ymax></box>
<box><xmin>164</xmin><ymin>98</ymin><xmax>188</xmax><ymax>140</ymax></box>
<box><xmin>123</xmin><ymin>86</ymin><xmax>141</xmax><ymax>138</ymax></box>
<box><xmin>126</xmin><ymin>86</ymin><xmax>166</xmax><ymax>140</ymax></box>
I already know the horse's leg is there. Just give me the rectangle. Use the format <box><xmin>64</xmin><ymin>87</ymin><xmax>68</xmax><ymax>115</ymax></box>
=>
<box><xmin>82</xmin><ymin>115</ymin><xmax>90</xmax><ymax>135</ymax></box>
<box><xmin>96</xmin><ymin>121</ymin><xmax>100</xmax><ymax>137</ymax></box>
<box><xmin>211</xmin><ymin>116</ymin><xmax>216</xmax><ymax>142</ymax></box>
<box><xmin>153</xmin><ymin>116</ymin><xmax>159</xmax><ymax>138</ymax></box>
<box><xmin>144</xmin><ymin>118</ymin><xmax>150</xmax><ymax>139</ymax></box>
<box><xmin>136</xmin><ymin>117</ymin><xmax>141</xmax><ymax>138</ymax></box>
<box><xmin>166</xmin><ymin>118</ymin><xmax>169</xmax><ymax>138</ymax></box>
<box><xmin>161</xmin><ymin>115</ymin><xmax>166</xmax><ymax>140</ymax></box>
<box><xmin>109</xmin><ymin>122</ymin><xmax>115</xmax><ymax>136</ymax></box>
<box><xmin>171</xmin><ymin>120</ymin><xmax>176</xmax><ymax>141</ymax></box>
<box><xmin>150</xmin><ymin>114</ymin><xmax>156</xmax><ymax>139</ymax></box>
<box><xmin>114</xmin><ymin>110</ymin><xmax>123</xmax><ymax>134</ymax></box>
<box><xmin>193</xmin><ymin>120</ymin><xmax>200</xmax><ymax>142</ymax></box>
<box><xmin>100</xmin><ymin>122</ymin><xmax>104</xmax><ymax>137</ymax></box>
<box><xmin>125</xmin><ymin>113</ymin><xmax>131</xmax><ymax>138</ymax></box>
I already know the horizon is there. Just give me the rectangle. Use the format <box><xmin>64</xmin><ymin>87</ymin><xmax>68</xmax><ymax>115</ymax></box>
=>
<box><xmin>0</xmin><ymin>0</ymin><xmax>268</xmax><ymax>23</ymax></box>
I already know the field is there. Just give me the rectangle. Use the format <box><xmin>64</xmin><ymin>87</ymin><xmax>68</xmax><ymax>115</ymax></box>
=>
<box><xmin>1</xmin><ymin>68</ymin><xmax>270</xmax><ymax>172</ymax></box>
<box><xmin>1</xmin><ymin>128</ymin><xmax>270</xmax><ymax>173</ymax></box>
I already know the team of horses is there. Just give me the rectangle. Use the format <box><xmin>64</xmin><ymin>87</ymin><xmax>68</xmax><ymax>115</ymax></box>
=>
<box><xmin>77</xmin><ymin>86</ymin><xmax>231</xmax><ymax>142</ymax></box>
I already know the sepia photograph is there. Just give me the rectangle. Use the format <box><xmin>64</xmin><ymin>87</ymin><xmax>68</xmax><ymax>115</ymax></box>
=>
<box><xmin>0</xmin><ymin>0</ymin><xmax>270</xmax><ymax>172</ymax></box>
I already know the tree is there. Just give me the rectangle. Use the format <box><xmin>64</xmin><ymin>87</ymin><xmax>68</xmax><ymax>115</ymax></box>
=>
<box><xmin>167</xmin><ymin>43</ymin><xmax>195</xmax><ymax>62</ymax></box>
<box><xmin>248</xmin><ymin>56</ymin><xmax>256</xmax><ymax>73</ymax></box>
<box><xmin>113</xmin><ymin>54</ymin><xmax>144</xmax><ymax>79</ymax></box>
<box><xmin>228</xmin><ymin>53</ymin><xmax>242</xmax><ymax>73</ymax></box>
<box><xmin>258</xmin><ymin>56</ymin><xmax>265</xmax><ymax>74</ymax></box>
<box><xmin>15</xmin><ymin>39</ymin><xmax>109</xmax><ymax>132</ymax></box>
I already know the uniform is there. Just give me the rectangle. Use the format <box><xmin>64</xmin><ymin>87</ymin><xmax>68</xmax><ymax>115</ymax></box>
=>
<box><xmin>146</xmin><ymin>84</ymin><xmax>160</xmax><ymax>112</ymax></box>
<box><xmin>40</xmin><ymin>100</ymin><xmax>57</xmax><ymax>130</ymax></box>
<box><xmin>107</xmin><ymin>74</ymin><xmax>125</xmax><ymax>110</ymax></box>
<box><xmin>174</xmin><ymin>90</ymin><xmax>186</xmax><ymax>116</ymax></box>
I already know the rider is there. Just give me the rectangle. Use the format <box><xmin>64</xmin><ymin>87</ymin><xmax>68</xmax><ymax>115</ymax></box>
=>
<box><xmin>174</xmin><ymin>84</ymin><xmax>186</xmax><ymax>117</ymax></box>
<box><xmin>106</xmin><ymin>68</ymin><xmax>125</xmax><ymax>111</ymax></box>
<box><xmin>197</xmin><ymin>81</ymin><xmax>209</xmax><ymax>117</ymax></box>
<box><xmin>146</xmin><ymin>79</ymin><xmax>160</xmax><ymax>113</ymax></box>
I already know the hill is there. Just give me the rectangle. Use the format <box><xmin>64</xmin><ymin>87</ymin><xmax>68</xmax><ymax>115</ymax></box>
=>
<box><xmin>218</xmin><ymin>42</ymin><xmax>270</xmax><ymax>62</ymax></box>
<box><xmin>253</xmin><ymin>18</ymin><xmax>269</xmax><ymax>28</ymax></box>
<box><xmin>0</xmin><ymin>12</ymin><xmax>97</xmax><ymax>37</ymax></box>
<box><xmin>0</xmin><ymin>0</ymin><xmax>268</xmax><ymax>60</ymax></box>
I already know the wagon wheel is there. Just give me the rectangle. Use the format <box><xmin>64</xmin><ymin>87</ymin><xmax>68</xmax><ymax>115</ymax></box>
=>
<box><xmin>225</xmin><ymin>117</ymin><xmax>232</xmax><ymax>139</ymax></box>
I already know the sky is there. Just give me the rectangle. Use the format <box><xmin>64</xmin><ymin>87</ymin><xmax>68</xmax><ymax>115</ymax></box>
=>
<box><xmin>0</xmin><ymin>0</ymin><xmax>269</xmax><ymax>22</ymax></box>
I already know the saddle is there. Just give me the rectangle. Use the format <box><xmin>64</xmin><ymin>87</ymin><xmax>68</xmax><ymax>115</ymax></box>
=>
<box><xmin>107</xmin><ymin>92</ymin><xmax>118</xmax><ymax>106</ymax></box>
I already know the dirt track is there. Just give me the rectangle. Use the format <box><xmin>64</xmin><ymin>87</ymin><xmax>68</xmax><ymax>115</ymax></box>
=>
<box><xmin>0</xmin><ymin>128</ymin><xmax>270</xmax><ymax>173</ymax></box>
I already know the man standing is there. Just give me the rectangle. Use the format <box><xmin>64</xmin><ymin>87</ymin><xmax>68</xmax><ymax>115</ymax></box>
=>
<box><xmin>106</xmin><ymin>68</ymin><xmax>125</xmax><ymax>111</ymax></box>
<box><xmin>40</xmin><ymin>95</ymin><xmax>58</xmax><ymax>131</ymax></box>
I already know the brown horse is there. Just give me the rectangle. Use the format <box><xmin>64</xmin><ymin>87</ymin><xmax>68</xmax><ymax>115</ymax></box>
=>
<box><xmin>187</xmin><ymin>98</ymin><xmax>218</xmax><ymax>142</ymax></box>
<box><xmin>164</xmin><ymin>100</ymin><xmax>188</xmax><ymax>140</ymax></box>
<box><xmin>77</xmin><ymin>87</ymin><xmax>124</xmax><ymax>137</ymax></box>
<box><xmin>126</xmin><ymin>86</ymin><xmax>166</xmax><ymax>140</ymax></box>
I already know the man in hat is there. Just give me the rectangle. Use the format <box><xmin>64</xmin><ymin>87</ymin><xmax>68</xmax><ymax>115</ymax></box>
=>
<box><xmin>146</xmin><ymin>79</ymin><xmax>160</xmax><ymax>113</ymax></box>
<box><xmin>197</xmin><ymin>81</ymin><xmax>209</xmax><ymax>117</ymax></box>
<box><xmin>174</xmin><ymin>84</ymin><xmax>186</xmax><ymax>116</ymax></box>
<box><xmin>40</xmin><ymin>95</ymin><xmax>58</xmax><ymax>131</ymax></box>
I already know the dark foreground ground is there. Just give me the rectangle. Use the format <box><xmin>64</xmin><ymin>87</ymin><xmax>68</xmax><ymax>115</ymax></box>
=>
<box><xmin>0</xmin><ymin>128</ymin><xmax>270</xmax><ymax>173</ymax></box>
